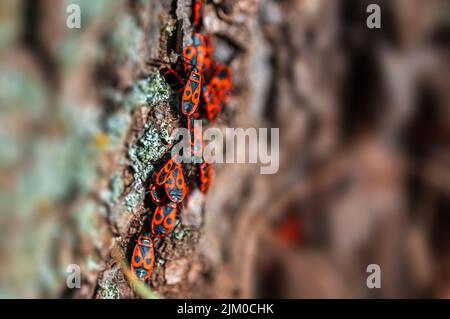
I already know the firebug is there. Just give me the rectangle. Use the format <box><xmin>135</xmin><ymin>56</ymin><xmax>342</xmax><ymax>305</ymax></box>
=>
<box><xmin>131</xmin><ymin>235</ymin><xmax>155</xmax><ymax>281</ymax></box>
<box><xmin>151</xmin><ymin>202</ymin><xmax>177</xmax><ymax>237</ymax></box>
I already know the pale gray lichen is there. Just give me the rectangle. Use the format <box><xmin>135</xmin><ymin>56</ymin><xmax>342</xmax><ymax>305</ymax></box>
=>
<box><xmin>98</xmin><ymin>267</ymin><xmax>121</xmax><ymax>299</ymax></box>
<box><xmin>129</xmin><ymin>123</ymin><xmax>172</xmax><ymax>171</ymax></box>
<box><xmin>159</xmin><ymin>120</ymin><xmax>174</xmax><ymax>145</ymax></box>
<box><xmin>99</xmin><ymin>279</ymin><xmax>119</xmax><ymax>299</ymax></box>
<box><xmin>124</xmin><ymin>183</ymin><xmax>145</xmax><ymax>212</ymax></box>
<box><xmin>137</xmin><ymin>125</ymin><xmax>169</xmax><ymax>162</ymax></box>
<box><xmin>146</xmin><ymin>72</ymin><xmax>172</xmax><ymax>106</ymax></box>
<box><xmin>174</xmin><ymin>227</ymin><xmax>187</xmax><ymax>240</ymax></box>
<box><xmin>122</xmin><ymin>72</ymin><xmax>174</xmax><ymax>211</ymax></box>
<box><xmin>124</xmin><ymin>72</ymin><xmax>172</xmax><ymax>110</ymax></box>
<box><xmin>125</xmin><ymin>125</ymin><xmax>166</xmax><ymax>211</ymax></box>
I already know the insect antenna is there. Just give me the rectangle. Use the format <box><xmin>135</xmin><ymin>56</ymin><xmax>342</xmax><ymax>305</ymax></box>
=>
<box><xmin>172</xmin><ymin>52</ymin><xmax>198</xmax><ymax>68</ymax></box>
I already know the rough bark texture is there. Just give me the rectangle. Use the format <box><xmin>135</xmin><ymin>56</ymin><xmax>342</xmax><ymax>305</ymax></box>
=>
<box><xmin>1</xmin><ymin>0</ymin><xmax>449</xmax><ymax>299</ymax></box>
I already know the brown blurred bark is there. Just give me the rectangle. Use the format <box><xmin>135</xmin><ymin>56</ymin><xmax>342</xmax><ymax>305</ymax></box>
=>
<box><xmin>14</xmin><ymin>0</ymin><xmax>449</xmax><ymax>298</ymax></box>
<box><xmin>93</xmin><ymin>0</ymin><xmax>449</xmax><ymax>299</ymax></box>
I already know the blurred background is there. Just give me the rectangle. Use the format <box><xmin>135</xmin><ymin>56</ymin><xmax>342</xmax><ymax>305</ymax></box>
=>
<box><xmin>0</xmin><ymin>0</ymin><xmax>449</xmax><ymax>298</ymax></box>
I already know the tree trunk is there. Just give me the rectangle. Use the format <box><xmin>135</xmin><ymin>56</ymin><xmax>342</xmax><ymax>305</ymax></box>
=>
<box><xmin>1</xmin><ymin>0</ymin><xmax>449</xmax><ymax>299</ymax></box>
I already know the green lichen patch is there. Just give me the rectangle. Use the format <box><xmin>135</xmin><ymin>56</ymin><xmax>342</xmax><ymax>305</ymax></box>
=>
<box><xmin>125</xmin><ymin>122</ymin><xmax>172</xmax><ymax>212</ymax></box>
<box><xmin>102</xmin><ymin>71</ymin><xmax>174</xmax><ymax>212</ymax></box>
<box><xmin>102</xmin><ymin>70</ymin><xmax>174</xmax><ymax>210</ymax></box>
<box><xmin>113</xmin><ymin>70</ymin><xmax>174</xmax><ymax>173</ymax></box>
<box><xmin>123</xmin><ymin>183</ymin><xmax>145</xmax><ymax>212</ymax></box>
<box><xmin>99</xmin><ymin>279</ymin><xmax>119</xmax><ymax>299</ymax></box>
<box><xmin>174</xmin><ymin>227</ymin><xmax>188</xmax><ymax>241</ymax></box>
<box><xmin>124</xmin><ymin>72</ymin><xmax>172</xmax><ymax>110</ymax></box>
<box><xmin>131</xmin><ymin>125</ymin><xmax>171</xmax><ymax>167</ymax></box>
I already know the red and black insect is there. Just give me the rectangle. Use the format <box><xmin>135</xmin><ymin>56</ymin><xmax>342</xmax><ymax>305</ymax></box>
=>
<box><xmin>164</xmin><ymin>163</ymin><xmax>187</xmax><ymax>203</ymax></box>
<box><xmin>183</xmin><ymin>33</ymin><xmax>207</xmax><ymax>72</ymax></box>
<box><xmin>161</xmin><ymin>66</ymin><xmax>186</xmax><ymax>93</ymax></box>
<box><xmin>183</xmin><ymin>45</ymin><xmax>197</xmax><ymax>70</ymax></box>
<box><xmin>182</xmin><ymin>190</ymin><xmax>191</xmax><ymax>209</ymax></box>
<box><xmin>160</xmin><ymin>63</ymin><xmax>202</xmax><ymax>117</ymax></box>
<box><xmin>159</xmin><ymin>34</ymin><xmax>210</xmax><ymax>118</ymax></box>
<box><xmin>198</xmin><ymin>162</ymin><xmax>211</xmax><ymax>193</ymax></box>
<box><xmin>193</xmin><ymin>33</ymin><xmax>207</xmax><ymax>72</ymax></box>
<box><xmin>131</xmin><ymin>235</ymin><xmax>155</xmax><ymax>281</ymax></box>
<box><xmin>191</xmin><ymin>0</ymin><xmax>203</xmax><ymax>30</ymax></box>
<box><xmin>130</xmin><ymin>0</ymin><xmax>233</xmax><ymax>283</ymax></box>
<box><xmin>151</xmin><ymin>202</ymin><xmax>177</xmax><ymax>237</ymax></box>
<box><xmin>210</xmin><ymin>63</ymin><xmax>232</xmax><ymax>101</ymax></box>
<box><xmin>156</xmin><ymin>158</ymin><xmax>176</xmax><ymax>185</ymax></box>
<box><xmin>181</xmin><ymin>66</ymin><xmax>202</xmax><ymax>116</ymax></box>
<box><xmin>203</xmin><ymin>34</ymin><xmax>214</xmax><ymax>74</ymax></box>
<box><xmin>203</xmin><ymin>83</ymin><xmax>220</xmax><ymax>122</ymax></box>
<box><xmin>149</xmin><ymin>181</ymin><xmax>165</xmax><ymax>204</ymax></box>
<box><xmin>187</xmin><ymin>115</ymin><xmax>204</xmax><ymax>160</ymax></box>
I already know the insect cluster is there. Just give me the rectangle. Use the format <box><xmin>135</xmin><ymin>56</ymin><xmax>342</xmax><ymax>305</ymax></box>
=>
<box><xmin>130</xmin><ymin>0</ymin><xmax>232</xmax><ymax>283</ymax></box>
